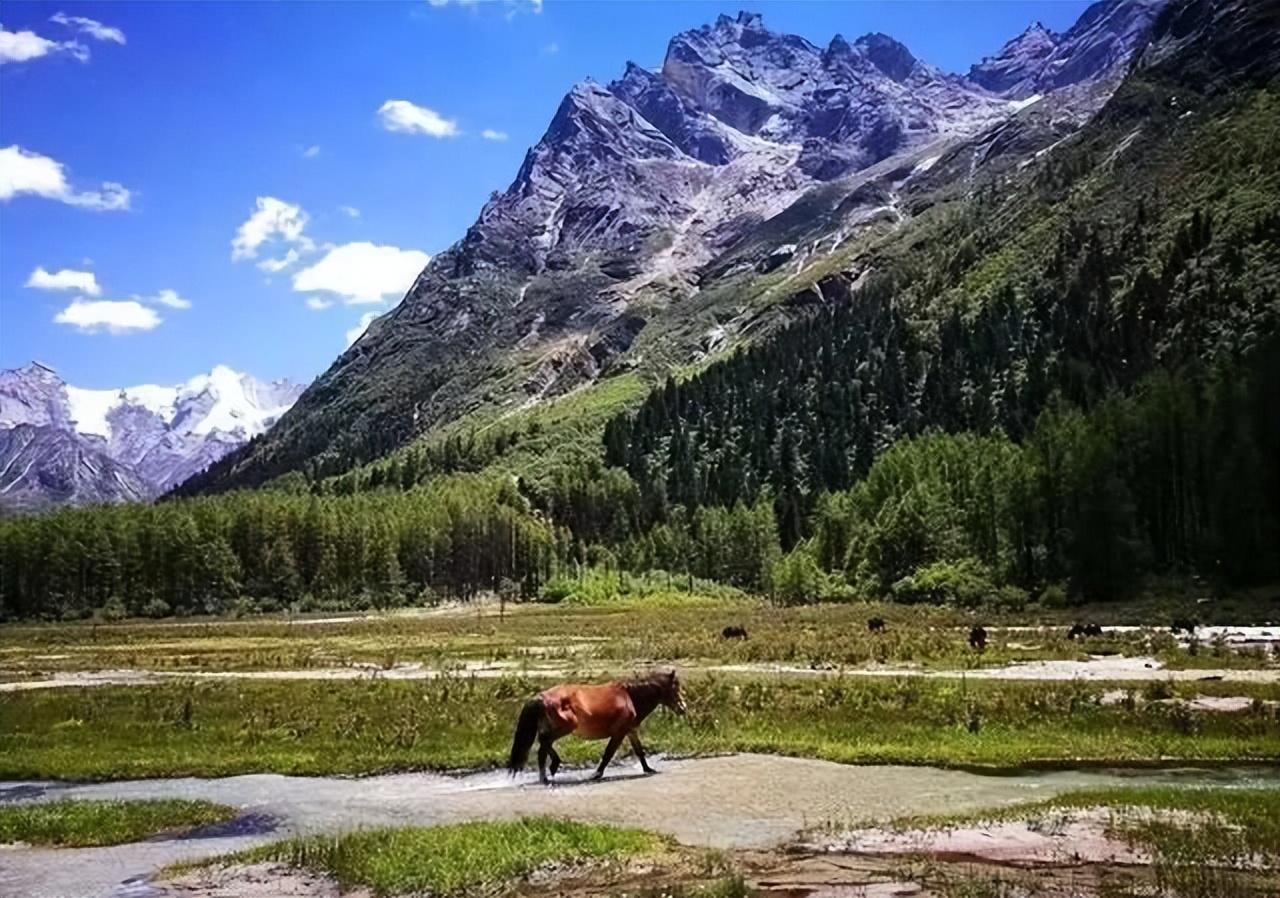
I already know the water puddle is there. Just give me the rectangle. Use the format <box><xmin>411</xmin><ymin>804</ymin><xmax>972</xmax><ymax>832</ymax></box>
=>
<box><xmin>173</xmin><ymin>813</ymin><xmax>279</xmax><ymax>842</ymax></box>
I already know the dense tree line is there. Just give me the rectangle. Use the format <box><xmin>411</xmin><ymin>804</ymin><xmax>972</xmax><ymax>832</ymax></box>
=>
<box><xmin>3</xmin><ymin>86</ymin><xmax>1278</xmax><ymax>618</ymax></box>
<box><xmin>604</xmin><ymin>201</ymin><xmax>1280</xmax><ymax>553</ymax></box>
<box><xmin>806</xmin><ymin>342</ymin><xmax>1280</xmax><ymax>603</ymax></box>
<box><xmin>0</xmin><ymin>475</ymin><xmax>559</xmax><ymax>620</ymax></box>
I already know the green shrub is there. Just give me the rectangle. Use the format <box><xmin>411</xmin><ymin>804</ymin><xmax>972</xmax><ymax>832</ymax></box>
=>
<box><xmin>538</xmin><ymin>566</ymin><xmax>742</xmax><ymax>606</ymax></box>
<box><xmin>1039</xmin><ymin>583</ymin><xmax>1070</xmax><ymax>608</ymax></box>
<box><xmin>891</xmin><ymin>558</ymin><xmax>998</xmax><ymax>607</ymax></box>
<box><xmin>771</xmin><ymin>545</ymin><xmax>826</xmax><ymax>605</ymax></box>
<box><xmin>99</xmin><ymin>597</ymin><xmax>128</xmax><ymax>622</ymax></box>
<box><xmin>141</xmin><ymin>597</ymin><xmax>172</xmax><ymax>619</ymax></box>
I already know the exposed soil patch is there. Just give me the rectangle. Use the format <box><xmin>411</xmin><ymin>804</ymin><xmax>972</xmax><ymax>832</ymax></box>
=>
<box><xmin>157</xmin><ymin>862</ymin><xmax>369</xmax><ymax>898</ymax></box>
<box><xmin>810</xmin><ymin>806</ymin><xmax>1152</xmax><ymax>866</ymax></box>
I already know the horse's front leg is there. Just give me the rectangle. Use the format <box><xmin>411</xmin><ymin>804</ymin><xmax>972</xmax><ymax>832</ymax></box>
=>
<box><xmin>590</xmin><ymin>733</ymin><xmax>625</xmax><ymax>781</ymax></box>
<box><xmin>628</xmin><ymin>731</ymin><xmax>656</xmax><ymax>774</ymax></box>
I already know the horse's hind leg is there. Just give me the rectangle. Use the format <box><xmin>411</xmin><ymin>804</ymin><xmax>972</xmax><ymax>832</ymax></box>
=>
<box><xmin>628</xmin><ymin>731</ymin><xmax>656</xmax><ymax>774</ymax></box>
<box><xmin>539</xmin><ymin>734</ymin><xmax>561</xmax><ymax>781</ymax></box>
<box><xmin>590</xmin><ymin>733</ymin><xmax>625</xmax><ymax>781</ymax></box>
<box><xmin>536</xmin><ymin>740</ymin><xmax>550</xmax><ymax>785</ymax></box>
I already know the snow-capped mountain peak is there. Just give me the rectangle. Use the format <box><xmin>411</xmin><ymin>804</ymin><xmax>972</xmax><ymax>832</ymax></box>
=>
<box><xmin>62</xmin><ymin>364</ymin><xmax>300</xmax><ymax>442</ymax></box>
<box><xmin>0</xmin><ymin>363</ymin><xmax>305</xmax><ymax>510</ymax></box>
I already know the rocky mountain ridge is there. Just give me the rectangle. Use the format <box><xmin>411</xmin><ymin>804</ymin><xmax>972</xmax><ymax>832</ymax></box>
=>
<box><xmin>0</xmin><ymin>363</ymin><xmax>302</xmax><ymax>511</ymax></box>
<box><xmin>968</xmin><ymin>0</ymin><xmax>1165</xmax><ymax>96</ymax></box>
<box><xmin>181</xmin><ymin>0</ymin><xmax>1168</xmax><ymax>495</ymax></box>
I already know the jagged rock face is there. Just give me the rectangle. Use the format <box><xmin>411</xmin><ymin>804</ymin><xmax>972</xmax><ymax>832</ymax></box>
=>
<box><xmin>0</xmin><ymin>362</ymin><xmax>71</xmax><ymax>431</ymax></box>
<box><xmin>0</xmin><ymin>363</ymin><xmax>302</xmax><ymax>511</ymax></box>
<box><xmin>968</xmin><ymin>0</ymin><xmax>1165</xmax><ymax>97</ymax></box>
<box><xmin>0</xmin><ymin>425</ymin><xmax>149</xmax><ymax>512</ymax></box>
<box><xmin>968</xmin><ymin>23</ymin><xmax>1060</xmax><ymax>94</ymax></box>
<box><xmin>609</xmin><ymin>63</ymin><xmax>740</xmax><ymax>165</ymax></box>
<box><xmin>191</xmin><ymin>2</ymin><xmax>1170</xmax><ymax>494</ymax></box>
<box><xmin>658</xmin><ymin>13</ymin><xmax>1013</xmax><ymax>180</ymax></box>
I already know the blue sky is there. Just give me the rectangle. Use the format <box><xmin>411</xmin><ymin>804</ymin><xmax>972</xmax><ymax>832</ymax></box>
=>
<box><xmin>1</xmin><ymin>0</ymin><xmax>1092</xmax><ymax>389</ymax></box>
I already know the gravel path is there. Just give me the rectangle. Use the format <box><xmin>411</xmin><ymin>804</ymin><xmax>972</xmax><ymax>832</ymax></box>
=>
<box><xmin>3</xmin><ymin>756</ymin><xmax>1278</xmax><ymax>898</ymax></box>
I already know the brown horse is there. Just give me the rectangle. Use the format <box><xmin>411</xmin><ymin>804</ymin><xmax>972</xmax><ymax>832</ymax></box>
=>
<box><xmin>507</xmin><ymin>668</ymin><xmax>687</xmax><ymax>784</ymax></box>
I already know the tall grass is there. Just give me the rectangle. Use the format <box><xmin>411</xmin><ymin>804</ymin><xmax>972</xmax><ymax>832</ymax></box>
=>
<box><xmin>3</xmin><ymin>675</ymin><xmax>1277</xmax><ymax>780</ymax></box>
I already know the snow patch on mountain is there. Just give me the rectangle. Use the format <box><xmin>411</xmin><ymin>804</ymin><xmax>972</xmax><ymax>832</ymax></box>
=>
<box><xmin>0</xmin><ymin>363</ymin><xmax>304</xmax><ymax>510</ymax></box>
<box><xmin>63</xmin><ymin>365</ymin><xmax>298</xmax><ymax>442</ymax></box>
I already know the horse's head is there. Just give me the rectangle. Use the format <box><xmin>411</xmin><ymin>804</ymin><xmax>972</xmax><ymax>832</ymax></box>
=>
<box><xmin>658</xmin><ymin>667</ymin><xmax>687</xmax><ymax>715</ymax></box>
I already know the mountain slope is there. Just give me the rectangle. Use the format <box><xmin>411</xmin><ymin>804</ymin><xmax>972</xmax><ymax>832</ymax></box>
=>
<box><xmin>0</xmin><ymin>425</ymin><xmax>150</xmax><ymax>512</ymax></box>
<box><xmin>0</xmin><ymin>363</ymin><xmax>303</xmax><ymax>511</ymax></box>
<box><xmin>183</xmin><ymin>1</ymin><xmax>1164</xmax><ymax>496</ymax></box>
<box><xmin>593</xmin><ymin>0</ymin><xmax>1280</xmax><ymax>569</ymax></box>
<box><xmin>3</xmin><ymin>0</ymin><xmax>1275</xmax><ymax>620</ymax></box>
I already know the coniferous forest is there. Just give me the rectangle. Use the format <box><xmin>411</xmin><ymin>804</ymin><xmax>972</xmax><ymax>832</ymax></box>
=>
<box><xmin>2</xmin><ymin>67</ymin><xmax>1278</xmax><ymax>621</ymax></box>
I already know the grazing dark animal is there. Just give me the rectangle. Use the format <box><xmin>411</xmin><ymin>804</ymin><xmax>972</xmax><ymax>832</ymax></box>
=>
<box><xmin>1068</xmin><ymin>623</ymin><xmax>1105</xmax><ymax>639</ymax></box>
<box><xmin>508</xmin><ymin>669</ymin><xmax>687</xmax><ymax>784</ymax></box>
<box><xmin>969</xmin><ymin>625</ymin><xmax>988</xmax><ymax>650</ymax></box>
<box><xmin>1171</xmin><ymin>617</ymin><xmax>1200</xmax><ymax>635</ymax></box>
<box><xmin>721</xmin><ymin>625</ymin><xmax>748</xmax><ymax>640</ymax></box>
<box><xmin>867</xmin><ymin>617</ymin><xmax>886</xmax><ymax>633</ymax></box>
<box><xmin>1085</xmin><ymin>623</ymin><xmax>1104</xmax><ymax>637</ymax></box>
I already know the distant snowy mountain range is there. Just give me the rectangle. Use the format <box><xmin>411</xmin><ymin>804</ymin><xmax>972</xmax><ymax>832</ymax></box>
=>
<box><xmin>0</xmin><ymin>362</ymin><xmax>303</xmax><ymax>511</ymax></box>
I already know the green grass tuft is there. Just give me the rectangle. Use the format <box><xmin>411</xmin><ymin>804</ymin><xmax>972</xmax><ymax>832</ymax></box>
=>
<box><xmin>0</xmin><ymin>799</ymin><xmax>236</xmax><ymax>847</ymax></box>
<box><xmin>238</xmin><ymin>818</ymin><xmax>665</xmax><ymax>897</ymax></box>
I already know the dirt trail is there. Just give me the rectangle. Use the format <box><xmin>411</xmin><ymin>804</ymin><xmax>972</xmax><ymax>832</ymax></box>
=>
<box><xmin>4</xmin><ymin>653</ymin><xmax>1279</xmax><ymax>693</ymax></box>
<box><xmin>3</xmin><ymin>755</ymin><xmax>1277</xmax><ymax>898</ymax></box>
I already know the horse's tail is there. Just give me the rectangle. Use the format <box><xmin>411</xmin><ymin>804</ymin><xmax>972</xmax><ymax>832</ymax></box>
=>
<box><xmin>507</xmin><ymin>697</ymin><xmax>543</xmax><ymax>774</ymax></box>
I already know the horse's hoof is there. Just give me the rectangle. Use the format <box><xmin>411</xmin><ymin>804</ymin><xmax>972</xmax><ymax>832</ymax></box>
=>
<box><xmin>643</xmin><ymin>768</ymin><xmax>657</xmax><ymax>776</ymax></box>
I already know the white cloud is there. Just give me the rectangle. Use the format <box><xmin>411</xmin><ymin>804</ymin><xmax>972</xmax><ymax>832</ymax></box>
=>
<box><xmin>339</xmin><ymin>205</ymin><xmax>361</xmax><ymax>218</ymax></box>
<box><xmin>346</xmin><ymin>311</ymin><xmax>381</xmax><ymax>346</ymax></box>
<box><xmin>0</xmin><ymin>145</ymin><xmax>131</xmax><ymax>210</ymax></box>
<box><xmin>302</xmin><ymin>145</ymin><xmax>321</xmax><ymax>159</ymax></box>
<box><xmin>424</xmin><ymin>0</ymin><xmax>539</xmax><ymax>17</ymax></box>
<box><xmin>292</xmin><ymin>241</ymin><xmax>429</xmax><ymax>305</ymax></box>
<box><xmin>378</xmin><ymin>100</ymin><xmax>459</xmax><ymax>138</ymax></box>
<box><xmin>25</xmin><ymin>266</ymin><xmax>100</xmax><ymax>296</ymax></box>
<box><xmin>0</xmin><ymin>24</ymin><xmax>86</xmax><ymax>64</ymax></box>
<box><xmin>54</xmin><ymin>298</ymin><xmax>161</xmax><ymax>334</ymax></box>
<box><xmin>481</xmin><ymin>128</ymin><xmax>509</xmax><ymax>142</ymax></box>
<box><xmin>257</xmin><ymin>248</ymin><xmax>301</xmax><ymax>273</ymax></box>
<box><xmin>506</xmin><ymin>0</ymin><xmax>543</xmax><ymax>21</ymax></box>
<box><xmin>150</xmin><ymin>289</ymin><xmax>191</xmax><ymax>309</ymax></box>
<box><xmin>49</xmin><ymin>12</ymin><xmax>125</xmax><ymax>45</ymax></box>
<box><xmin>306</xmin><ymin>296</ymin><xmax>334</xmax><ymax>311</ymax></box>
<box><xmin>231</xmin><ymin>196</ymin><xmax>312</xmax><ymax>260</ymax></box>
